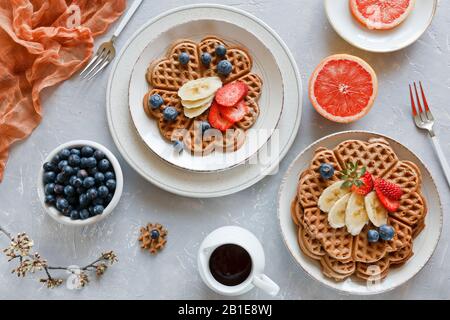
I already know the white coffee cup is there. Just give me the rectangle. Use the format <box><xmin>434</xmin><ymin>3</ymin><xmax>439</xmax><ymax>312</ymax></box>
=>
<box><xmin>198</xmin><ymin>226</ymin><xmax>280</xmax><ymax>296</ymax></box>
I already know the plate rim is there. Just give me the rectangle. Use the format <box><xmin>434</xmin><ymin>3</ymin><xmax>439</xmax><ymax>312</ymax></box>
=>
<box><xmin>277</xmin><ymin>130</ymin><xmax>443</xmax><ymax>295</ymax></box>
<box><xmin>106</xmin><ymin>3</ymin><xmax>303</xmax><ymax>198</ymax></box>
<box><xmin>324</xmin><ymin>0</ymin><xmax>438</xmax><ymax>53</ymax></box>
<box><xmin>127</xmin><ymin>21</ymin><xmax>284</xmax><ymax>173</ymax></box>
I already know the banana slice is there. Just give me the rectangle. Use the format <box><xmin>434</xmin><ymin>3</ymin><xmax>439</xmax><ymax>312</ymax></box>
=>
<box><xmin>178</xmin><ymin>77</ymin><xmax>222</xmax><ymax>101</ymax></box>
<box><xmin>328</xmin><ymin>193</ymin><xmax>351</xmax><ymax>229</ymax></box>
<box><xmin>365</xmin><ymin>191</ymin><xmax>388</xmax><ymax>227</ymax></box>
<box><xmin>345</xmin><ymin>193</ymin><xmax>369</xmax><ymax>236</ymax></box>
<box><xmin>318</xmin><ymin>181</ymin><xmax>351</xmax><ymax>213</ymax></box>
<box><xmin>183</xmin><ymin>100</ymin><xmax>213</xmax><ymax>118</ymax></box>
<box><xmin>182</xmin><ymin>95</ymin><xmax>215</xmax><ymax>109</ymax></box>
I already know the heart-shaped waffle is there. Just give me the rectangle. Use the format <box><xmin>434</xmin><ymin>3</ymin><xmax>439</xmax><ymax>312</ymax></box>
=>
<box><xmin>143</xmin><ymin>37</ymin><xmax>262</xmax><ymax>154</ymax></box>
<box><xmin>291</xmin><ymin>137</ymin><xmax>427</xmax><ymax>282</ymax></box>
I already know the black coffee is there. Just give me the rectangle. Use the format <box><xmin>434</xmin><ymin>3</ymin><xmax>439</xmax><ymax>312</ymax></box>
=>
<box><xmin>209</xmin><ymin>244</ymin><xmax>252</xmax><ymax>286</ymax></box>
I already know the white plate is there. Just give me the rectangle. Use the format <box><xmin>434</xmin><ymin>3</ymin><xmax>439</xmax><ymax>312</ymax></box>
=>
<box><xmin>325</xmin><ymin>0</ymin><xmax>438</xmax><ymax>52</ymax></box>
<box><xmin>129</xmin><ymin>20</ymin><xmax>283</xmax><ymax>172</ymax></box>
<box><xmin>106</xmin><ymin>4</ymin><xmax>302</xmax><ymax>198</ymax></box>
<box><xmin>278</xmin><ymin>131</ymin><xmax>442</xmax><ymax>295</ymax></box>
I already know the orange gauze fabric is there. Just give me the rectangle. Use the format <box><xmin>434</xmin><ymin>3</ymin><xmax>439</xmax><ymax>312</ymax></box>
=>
<box><xmin>0</xmin><ymin>0</ymin><xmax>126</xmax><ymax>181</ymax></box>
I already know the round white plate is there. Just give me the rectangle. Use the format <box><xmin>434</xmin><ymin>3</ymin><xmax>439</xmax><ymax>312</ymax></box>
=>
<box><xmin>325</xmin><ymin>0</ymin><xmax>438</xmax><ymax>52</ymax></box>
<box><xmin>278</xmin><ymin>131</ymin><xmax>442</xmax><ymax>295</ymax></box>
<box><xmin>107</xmin><ymin>4</ymin><xmax>302</xmax><ymax>198</ymax></box>
<box><xmin>129</xmin><ymin>20</ymin><xmax>283</xmax><ymax>172</ymax></box>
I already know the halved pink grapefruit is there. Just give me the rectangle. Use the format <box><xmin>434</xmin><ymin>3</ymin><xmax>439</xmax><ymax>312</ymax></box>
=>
<box><xmin>350</xmin><ymin>0</ymin><xmax>415</xmax><ymax>30</ymax></box>
<box><xmin>309</xmin><ymin>54</ymin><xmax>378</xmax><ymax>123</ymax></box>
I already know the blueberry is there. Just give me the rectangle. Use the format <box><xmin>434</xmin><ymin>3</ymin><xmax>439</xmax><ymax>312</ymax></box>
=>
<box><xmin>56</xmin><ymin>198</ymin><xmax>69</xmax><ymax>211</ymax></box>
<box><xmin>98</xmin><ymin>186</ymin><xmax>109</xmax><ymax>198</ymax></box>
<box><xmin>87</xmin><ymin>188</ymin><xmax>98</xmax><ymax>200</ymax></box>
<box><xmin>70</xmin><ymin>148</ymin><xmax>81</xmax><ymax>156</ymax></box>
<box><xmin>379</xmin><ymin>225</ymin><xmax>395</xmax><ymax>241</ymax></box>
<box><xmin>98</xmin><ymin>159</ymin><xmax>110</xmax><ymax>172</ymax></box>
<box><xmin>70</xmin><ymin>210</ymin><xmax>80</xmax><ymax>220</ymax></box>
<box><xmin>76</xmin><ymin>187</ymin><xmax>86</xmax><ymax>195</ymax></box>
<box><xmin>43</xmin><ymin>171</ymin><xmax>56</xmax><ymax>184</ymax></box>
<box><xmin>88</xmin><ymin>167</ymin><xmax>98</xmax><ymax>176</ymax></box>
<box><xmin>45</xmin><ymin>195</ymin><xmax>56</xmax><ymax>205</ymax></box>
<box><xmin>93</xmin><ymin>150</ymin><xmax>105</xmax><ymax>160</ymax></box>
<box><xmin>217</xmin><ymin>60</ymin><xmax>233</xmax><ymax>76</ymax></box>
<box><xmin>80</xmin><ymin>157</ymin><xmax>89</xmax><ymax>168</ymax></box>
<box><xmin>88</xmin><ymin>206</ymin><xmax>95</xmax><ymax>216</ymax></box>
<box><xmin>178</xmin><ymin>52</ymin><xmax>190</xmax><ymax>65</ymax></box>
<box><xmin>62</xmin><ymin>206</ymin><xmax>72</xmax><ymax>217</ymax></box>
<box><xmin>67</xmin><ymin>197</ymin><xmax>78</xmax><ymax>206</ymax></box>
<box><xmin>62</xmin><ymin>165</ymin><xmax>74</xmax><ymax>177</ymax></box>
<box><xmin>105</xmin><ymin>193</ymin><xmax>114</xmax><ymax>206</ymax></box>
<box><xmin>43</xmin><ymin>162</ymin><xmax>57</xmax><ymax>172</ymax></box>
<box><xmin>56</xmin><ymin>173</ymin><xmax>66</xmax><ymax>184</ymax></box>
<box><xmin>163</xmin><ymin>106</ymin><xmax>178</xmax><ymax>121</ymax></box>
<box><xmin>59</xmin><ymin>148</ymin><xmax>71</xmax><ymax>160</ymax></box>
<box><xmin>201</xmin><ymin>121</ymin><xmax>211</xmax><ymax>133</ymax></box>
<box><xmin>92</xmin><ymin>198</ymin><xmax>104</xmax><ymax>206</ymax></box>
<box><xmin>79</xmin><ymin>194</ymin><xmax>90</xmax><ymax>208</ymax></box>
<box><xmin>68</xmin><ymin>154</ymin><xmax>81</xmax><ymax>167</ymax></box>
<box><xmin>173</xmin><ymin>140</ymin><xmax>184</xmax><ymax>154</ymax></box>
<box><xmin>77</xmin><ymin>169</ymin><xmax>88</xmax><ymax>179</ymax></box>
<box><xmin>215</xmin><ymin>45</ymin><xmax>227</xmax><ymax>57</ymax></box>
<box><xmin>81</xmin><ymin>146</ymin><xmax>94</xmax><ymax>157</ymax></box>
<box><xmin>319</xmin><ymin>163</ymin><xmax>335</xmax><ymax>180</ymax></box>
<box><xmin>201</xmin><ymin>52</ymin><xmax>212</xmax><ymax>66</ymax></box>
<box><xmin>94</xmin><ymin>172</ymin><xmax>105</xmax><ymax>184</ymax></box>
<box><xmin>106</xmin><ymin>179</ymin><xmax>116</xmax><ymax>191</ymax></box>
<box><xmin>64</xmin><ymin>185</ymin><xmax>75</xmax><ymax>197</ymax></box>
<box><xmin>44</xmin><ymin>183</ymin><xmax>55</xmax><ymax>195</ymax></box>
<box><xmin>368</xmin><ymin>229</ymin><xmax>380</xmax><ymax>243</ymax></box>
<box><xmin>83</xmin><ymin>177</ymin><xmax>95</xmax><ymax>188</ymax></box>
<box><xmin>58</xmin><ymin>160</ymin><xmax>69</xmax><ymax>171</ymax></box>
<box><xmin>80</xmin><ymin>209</ymin><xmax>90</xmax><ymax>220</ymax></box>
<box><xmin>51</xmin><ymin>154</ymin><xmax>61</xmax><ymax>165</ymax></box>
<box><xmin>149</xmin><ymin>94</ymin><xmax>164</xmax><ymax>109</ymax></box>
<box><xmin>54</xmin><ymin>184</ymin><xmax>64</xmax><ymax>195</ymax></box>
<box><xmin>93</xmin><ymin>205</ymin><xmax>104</xmax><ymax>216</ymax></box>
<box><xmin>85</xmin><ymin>157</ymin><xmax>97</xmax><ymax>169</ymax></box>
<box><xmin>150</xmin><ymin>229</ymin><xmax>160</xmax><ymax>239</ymax></box>
<box><xmin>104</xmin><ymin>171</ymin><xmax>115</xmax><ymax>180</ymax></box>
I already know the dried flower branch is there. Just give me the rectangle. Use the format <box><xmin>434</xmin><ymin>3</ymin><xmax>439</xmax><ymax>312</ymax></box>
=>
<box><xmin>0</xmin><ymin>224</ymin><xmax>117</xmax><ymax>289</ymax></box>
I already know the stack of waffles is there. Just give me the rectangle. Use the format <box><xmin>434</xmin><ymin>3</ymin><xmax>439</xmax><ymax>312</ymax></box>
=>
<box><xmin>143</xmin><ymin>36</ymin><xmax>263</xmax><ymax>154</ymax></box>
<box><xmin>291</xmin><ymin>138</ymin><xmax>427</xmax><ymax>281</ymax></box>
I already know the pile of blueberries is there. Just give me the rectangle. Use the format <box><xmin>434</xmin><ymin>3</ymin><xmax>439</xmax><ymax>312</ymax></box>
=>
<box><xmin>42</xmin><ymin>146</ymin><xmax>117</xmax><ymax>220</ymax></box>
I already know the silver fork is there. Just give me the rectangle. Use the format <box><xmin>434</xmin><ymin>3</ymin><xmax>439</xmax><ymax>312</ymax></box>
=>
<box><xmin>409</xmin><ymin>82</ymin><xmax>450</xmax><ymax>187</ymax></box>
<box><xmin>79</xmin><ymin>0</ymin><xmax>143</xmax><ymax>80</ymax></box>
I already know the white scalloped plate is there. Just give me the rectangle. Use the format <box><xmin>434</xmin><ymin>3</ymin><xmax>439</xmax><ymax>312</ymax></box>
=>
<box><xmin>325</xmin><ymin>0</ymin><xmax>438</xmax><ymax>53</ymax></box>
<box><xmin>278</xmin><ymin>131</ymin><xmax>442</xmax><ymax>295</ymax></box>
<box><xmin>129</xmin><ymin>20</ymin><xmax>283</xmax><ymax>172</ymax></box>
<box><xmin>106</xmin><ymin>4</ymin><xmax>302</xmax><ymax>198</ymax></box>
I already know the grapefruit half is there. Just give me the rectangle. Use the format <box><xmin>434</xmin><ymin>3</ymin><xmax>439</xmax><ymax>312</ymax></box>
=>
<box><xmin>309</xmin><ymin>54</ymin><xmax>378</xmax><ymax>123</ymax></box>
<box><xmin>350</xmin><ymin>0</ymin><xmax>415</xmax><ymax>30</ymax></box>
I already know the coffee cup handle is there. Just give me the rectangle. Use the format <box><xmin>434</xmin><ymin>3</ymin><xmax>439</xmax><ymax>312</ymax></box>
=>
<box><xmin>252</xmin><ymin>274</ymin><xmax>280</xmax><ymax>296</ymax></box>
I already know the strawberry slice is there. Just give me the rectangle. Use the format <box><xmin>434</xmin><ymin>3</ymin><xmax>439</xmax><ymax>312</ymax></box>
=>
<box><xmin>209</xmin><ymin>101</ymin><xmax>234</xmax><ymax>131</ymax></box>
<box><xmin>215</xmin><ymin>81</ymin><xmax>249</xmax><ymax>107</ymax></box>
<box><xmin>374</xmin><ymin>178</ymin><xmax>403</xmax><ymax>200</ymax></box>
<box><xmin>219</xmin><ymin>100</ymin><xmax>248</xmax><ymax>123</ymax></box>
<box><xmin>375</xmin><ymin>187</ymin><xmax>400</xmax><ymax>212</ymax></box>
<box><xmin>351</xmin><ymin>172</ymin><xmax>373</xmax><ymax>196</ymax></box>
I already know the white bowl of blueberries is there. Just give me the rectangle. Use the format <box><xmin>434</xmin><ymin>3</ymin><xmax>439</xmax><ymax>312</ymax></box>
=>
<box><xmin>38</xmin><ymin>140</ymin><xmax>123</xmax><ymax>226</ymax></box>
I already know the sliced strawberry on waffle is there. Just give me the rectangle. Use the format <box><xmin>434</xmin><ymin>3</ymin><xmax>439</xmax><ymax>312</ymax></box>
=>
<box><xmin>215</xmin><ymin>81</ymin><xmax>248</xmax><ymax>107</ymax></box>
<box><xmin>219</xmin><ymin>100</ymin><xmax>249</xmax><ymax>123</ymax></box>
<box><xmin>374</xmin><ymin>178</ymin><xmax>403</xmax><ymax>212</ymax></box>
<box><xmin>351</xmin><ymin>172</ymin><xmax>373</xmax><ymax>196</ymax></box>
<box><xmin>209</xmin><ymin>101</ymin><xmax>234</xmax><ymax>131</ymax></box>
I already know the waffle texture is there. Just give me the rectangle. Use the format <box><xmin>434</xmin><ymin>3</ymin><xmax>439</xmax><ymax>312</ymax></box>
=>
<box><xmin>143</xmin><ymin>37</ymin><xmax>263</xmax><ymax>153</ymax></box>
<box><xmin>291</xmin><ymin>138</ymin><xmax>426</xmax><ymax>282</ymax></box>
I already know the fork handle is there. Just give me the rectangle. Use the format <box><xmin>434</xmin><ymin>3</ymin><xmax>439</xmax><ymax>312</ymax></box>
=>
<box><xmin>113</xmin><ymin>0</ymin><xmax>143</xmax><ymax>39</ymax></box>
<box><xmin>431</xmin><ymin>135</ymin><xmax>450</xmax><ymax>187</ymax></box>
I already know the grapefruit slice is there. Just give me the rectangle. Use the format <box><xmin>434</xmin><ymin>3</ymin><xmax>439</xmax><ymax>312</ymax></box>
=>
<box><xmin>309</xmin><ymin>54</ymin><xmax>378</xmax><ymax>123</ymax></box>
<box><xmin>350</xmin><ymin>0</ymin><xmax>415</xmax><ymax>30</ymax></box>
